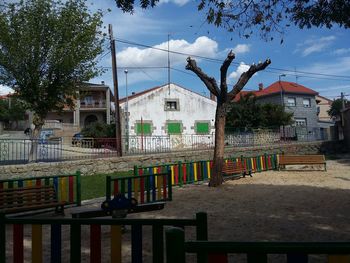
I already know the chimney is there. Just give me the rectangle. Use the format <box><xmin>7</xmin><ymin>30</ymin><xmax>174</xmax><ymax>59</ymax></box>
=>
<box><xmin>101</xmin><ymin>81</ymin><xmax>105</xmax><ymax>85</ymax></box>
<box><xmin>131</xmin><ymin>92</ymin><xmax>135</xmax><ymax>95</ymax></box>
<box><xmin>210</xmin><ymin>92</ymin><xmax>216</xmax><ymax>102</ymax></box>
<box><xmin>258</xmin><ymin>83</ymin><xmax>264</xmax><ymax>91</ymax></box>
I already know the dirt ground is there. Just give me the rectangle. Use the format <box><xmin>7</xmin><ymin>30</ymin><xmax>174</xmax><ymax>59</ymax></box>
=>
<box><xmin>6</xmin><ymin>155</ymin><xmax>350</xmax><ymax>262</ymax></box>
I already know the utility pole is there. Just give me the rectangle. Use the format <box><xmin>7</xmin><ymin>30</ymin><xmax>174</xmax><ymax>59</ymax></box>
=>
<box><xmin>341</xmin><ymin>92</ymin><xmax>345</xmax><ymax>110</ymax></box>
<box><xmin>109</xmin><ymin>24</ymin><xmax>122</xmax><ymax>157</ymax></box>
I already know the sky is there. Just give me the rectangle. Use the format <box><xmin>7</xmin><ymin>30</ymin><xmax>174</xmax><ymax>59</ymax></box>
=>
<box><xmin>1</xmin><ymin>0</ymin><xmax>350</xmax><ymax>101</ymax></box>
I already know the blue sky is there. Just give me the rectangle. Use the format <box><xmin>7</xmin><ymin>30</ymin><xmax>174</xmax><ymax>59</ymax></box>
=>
<box><xmin>1</xmin><ymin>0</ymin><xmax>350</xmax><ymax>100</ymax></box>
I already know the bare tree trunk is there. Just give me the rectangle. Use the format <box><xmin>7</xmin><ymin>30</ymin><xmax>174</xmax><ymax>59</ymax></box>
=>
<box><xmin>28</xmin><ymin>115</ymin><xmax>44</xmax><ymax>162</ymax></box>
<box><xmin>186</xmin><ymin>52</ymin><xmax>270</xmax><ymax>187</ymax></box>
<box><xmin>210</xmin><ymin>104</ymin><xmax>226</xmax><ymax>186</ymax></box>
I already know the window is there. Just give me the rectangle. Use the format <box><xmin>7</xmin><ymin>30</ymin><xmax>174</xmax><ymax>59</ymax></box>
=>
<box><xmin>295</xmin><ymin>118</ymin><xmax>307</xmax><ymax>126</ymax></box>
<box><xmin>303</xmin><ymin>98</ymin><xmax>311</xmax><ymax>108</ymax></box>
<box><xmin>164</xmin><ymin>99</ymin><xmax>180</xmax><ymax>111</ymax></box>
<box><xmin>136</xmin><ymin>123</ymin><xmax>152</xmax><ymax>135</ymax></box>
<box><xmin>195</xmin><ymin>122</ymin><xmax>210</xmax><ymax>134</ymax></box>
<box><xmin>167</xmin><ymin>122</ymin><xmax>182</xmax><ymax>134</ymax></box>
<box><xmin>287</xmin><ymin>97</ymin><xmax>296</xmax><ymax>107</ymax></box>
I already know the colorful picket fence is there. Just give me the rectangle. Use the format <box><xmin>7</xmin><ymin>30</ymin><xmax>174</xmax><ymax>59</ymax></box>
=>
<box><xmin>106</xmin><ymin>170</ymin><xmax>172</xmax><ymax>203</ymax></box>
<box><xmin>0</xmin><ymin>171</ymin><xmax>81</xmax><ymax>206</ymax></box>
<box><xmin>0</xmin><ymin>212</ymin><xmax>207</xmax><ymax>263</ymax></box>
<box><xmin>165</xmin><ymin>227</ymin><xmax>350</xmax><ymax>263</ymax></box>
<box><xmin>134</xmin><ymin>153</ymin><xmax>278</xmax><ymax>187</ymax></box>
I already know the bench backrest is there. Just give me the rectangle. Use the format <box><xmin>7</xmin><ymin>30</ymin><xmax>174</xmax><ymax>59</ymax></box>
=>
<box><xmin>223</xmin><ymin>161</ymin><xmax>244</xmax><ymax>170</ymax></box>
<box><xmin>279</xmin><ymin>155</ymin><xmax>325</xmax><ymax>164</ymax></box>
<box><xmin>0</xmin><ymin>185</ymin><xmax>58</xmax><ymax>212</ymax></box>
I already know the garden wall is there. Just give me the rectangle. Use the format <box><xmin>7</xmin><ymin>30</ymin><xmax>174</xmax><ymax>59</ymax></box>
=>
<box><xmin>0</xmin><ymin>140</ymin><xmax>344</xmax><ymax>178</ymax></box>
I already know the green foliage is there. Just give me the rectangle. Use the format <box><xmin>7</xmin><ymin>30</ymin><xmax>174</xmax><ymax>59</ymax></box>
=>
<box><xmin>81</xmin><ymin>122</ymin><xmax>116</xmax><ymax>138</ymax></box>
<box><xmin>226</xmin><ymin>93</ymin><xmax>293</xmax><ymax>130</ymax></box>
<box><xmin>197</xmin><ymin>0</ymin><xmax>350</xmax><ymax>40</ymax></box>
<box><xmin>0</xmin><ymin>96</ymin><xmax>26</xmax><ymax>124</ymax></box>
<box><xmin>328</xmin><ymin>98</ymin><xmax>349</xmax><ymax>118</ymax></box>
<box><xmin>0</xmin><ymin>0</ymin><xmax>104</xmax><ymax>122</ymax></box>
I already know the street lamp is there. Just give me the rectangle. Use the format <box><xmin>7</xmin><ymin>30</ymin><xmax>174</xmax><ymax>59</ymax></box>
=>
<box><xmin>279</xmin><ymin>74</ymin><xmax>286</xmax><ymax>106</ymax></box>
<box><xmin>279</xmin><ymin>74</ymin><xmax>286</xmax><ymax>141</ymax></box>
<box><xmin>124</xmin><ymin>69</ymin><xmax>129</xmax><ymax>151</ymax></box>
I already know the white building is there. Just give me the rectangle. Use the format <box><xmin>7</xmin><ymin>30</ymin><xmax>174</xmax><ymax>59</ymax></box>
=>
<box><xmin>119</xmin><ymin>83</ymin><xmax>217</xmax><ymax>151</ymax></box>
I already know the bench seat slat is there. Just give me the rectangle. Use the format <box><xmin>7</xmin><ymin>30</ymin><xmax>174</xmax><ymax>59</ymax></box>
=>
<box><xmin>0</xmin><ymin>185</ymin><xmax>64</xmax><ymax>215</ymax></box>
<box><xmin>279</xmin><ymin>155</ymin><xmax>326</xmax><ymax>171</ymax></box>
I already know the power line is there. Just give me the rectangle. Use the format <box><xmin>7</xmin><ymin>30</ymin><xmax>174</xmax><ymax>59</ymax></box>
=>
<box><xmin>115</xmin><ymin>37</ymin><xmax>350</xmax><ymax>81</ymax></box>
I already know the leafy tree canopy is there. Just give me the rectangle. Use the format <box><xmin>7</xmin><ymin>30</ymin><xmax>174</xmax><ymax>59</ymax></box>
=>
<box><xmin>328</xmin><ymin>98</ymin><xmax>349</xmax><ymax>118</ymax></box>
<box><xmin>81</xmin><ymin>122</ymin><xmax>116</xmax><ymax>138</ymax></box>
<box><xmin>0</xmin><ymin>0</ymin><xmax>104</xmax><ymax>126</ymax></box>
<box><xmin>113</xmin><ymin>0</ymin><xmax>350</xmax><ymax>40</ymax></box>
<box><xmin>226</xmin><ymin>93</ymin><xmax>293</xmax><ymax>130</ymax></box>
<box><xmin>0</xmin><ymin>96</ymin><xmax>26</xmax><ymax>124</ymax></box>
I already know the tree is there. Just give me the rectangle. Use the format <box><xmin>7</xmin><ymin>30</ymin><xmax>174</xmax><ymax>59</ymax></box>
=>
<box><xmin>0</xmin><ymin>0</ymin><xmax>104</xmax><ymax>159</ymax></box>
<box><xmin>112</xmin><ymin>0</ymin><xmax>350</xmax><ymax>40</ymax></box>
<box><xmin>0</xmin><ymin>96</ymin><xmax>26</xmax><ymax>128</ymax></box>
<box><xmin>226</xmin><ymin>93</ymin><xmax>293</xmax><ymax>130</ymax></box>
<box><xmin>199</xmin><ymin>0</ymin><xmax>350</xmax><ymax>40</ymax></box>
<box><xmin>0</xmin><ymin>0</ymin><xmax>104</xmax><ymax>130</ymax></box>
<box><xmin>328</xmin><ymin>98</ymin><xmax>349</xmax><ymax>119</ymax></box>
<box><xmin>226</xmin><ymin>93</ymin><xmax>263</xmax><ymax>130</ymax></box>
<box><xmin>186</xmin><ymin>52</ymin><xmax>270</xmax><ymax>186</ymax></box>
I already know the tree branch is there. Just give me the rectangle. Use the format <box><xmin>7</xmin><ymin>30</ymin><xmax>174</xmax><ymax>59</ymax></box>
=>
<box><xmin>186</xmin><ymin>57</ymin><xmax>220</xmax><ymax>97</ymax></box>
<box><xmin>220</xmin><ymin>50</ymin><xmax>235</xmax><ymax>97</ymax></box>
<box><xmin>228</xmin><ymin>59</ymin><xmax>271</xmax><ymax>100</ymax></box>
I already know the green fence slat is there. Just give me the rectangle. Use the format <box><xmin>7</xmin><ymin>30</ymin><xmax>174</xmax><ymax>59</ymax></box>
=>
<box><xmin>70</xmin><ymin>223</ymin><xmax>81</xmax><ymax>262</ymax></box>
<box><xmin>152</xmin><ymin>225</ymin><xmax>164</xmax><ymax>263</ymax></box>
<box><xmin>247</xmin><ymin>253</ymin><xmax>267</xmax><ymax>263</ymax></box>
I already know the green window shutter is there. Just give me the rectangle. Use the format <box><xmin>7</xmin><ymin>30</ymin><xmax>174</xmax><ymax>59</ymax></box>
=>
<box><xmin>196</xmin><ymin>122</ymin><xmax>209</xmax><ymax>134</ymax></box>
<box><xmin>136</xmin><ymin>123</ymin><xmax>151</xmax><ymax>135</ymax></box>
<box><xmin>167</xmin><ymin>123</ymin><xmax>181</xmax><ymax>134</ymax></box>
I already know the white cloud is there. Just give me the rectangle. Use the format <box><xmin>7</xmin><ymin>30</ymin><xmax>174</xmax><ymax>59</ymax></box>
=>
<box><xmin>232</xmin><ymin>44</ymin><xmax>250</xmax><ymax>54</ymax></box>
<box><xmin>117</xmin><ymin>36</ymin><xmax>218</xmax><ymax>68</ymax></box>
<box><xmin>301</xmin><ymin>56</ymin><xmax>350</xmax><ymax>76</ymax></box>
<box><xmin>158</xmin><ymin>0</ymin><xmax>190</xmax><ymax>6</ymax></box>
<box><xmin>333</xmin><ymin>48</ymin><xmax>350</xmax><ymax>55</ymax></box>
<box><xmin>228</xmin><ymin>62</ymin><xmax>250</xmax><ymax>81</ymax></box>
<box><xmin>0</xmin><ymin>85</ymin><xmax>13</xmax><ymax>95</ymax></box>
<box><xmin>295</xmin><ymin>36</ymin><xmax>336</xmax><ymax>57</ymax></box>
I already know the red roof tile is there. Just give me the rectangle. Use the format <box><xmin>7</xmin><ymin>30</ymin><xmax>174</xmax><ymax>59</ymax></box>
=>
<box><xmin>233</xmin><ymin>81</ymin><xmax>318</xmax><ymax>102</ymax></box>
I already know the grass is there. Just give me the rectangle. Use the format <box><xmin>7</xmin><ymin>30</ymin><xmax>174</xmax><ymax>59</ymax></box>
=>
<box><xmin>80</xmin><ymin>170</ymin><xmax>133</xmax><ymax>201</ymax></box>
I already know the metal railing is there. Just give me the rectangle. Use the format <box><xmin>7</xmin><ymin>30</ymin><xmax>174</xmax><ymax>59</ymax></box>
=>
<box><xmin>0</xmin><ymin>127</ymin><xmax>332</xmax><ymax>165</ymax></box>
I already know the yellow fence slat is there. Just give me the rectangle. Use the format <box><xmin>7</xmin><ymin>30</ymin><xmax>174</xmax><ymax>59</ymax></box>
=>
<box><xmin>60</xmin><ymin>177</ymin><xmax>67</xmax><ymax>202</ymax></box>
<box><xmin>328</xmin><ymin>255</ymin><xmax>350</xmax><ymax>263</ymax></box>
<box><xmin>32</xmin><ymin>224</ymin><xmax>42</xmax><ymax>263</ymax></box>
<box><xmin>111</xmin><ymin>225</ymin><xmax>122</xmax><ymax>263</ymax></box>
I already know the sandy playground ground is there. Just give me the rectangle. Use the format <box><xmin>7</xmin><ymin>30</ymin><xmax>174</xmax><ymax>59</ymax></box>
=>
<box><xmin>5</xmin><ymin>155</ymin><xmax>350</xmax><ymax>262</ymax></box>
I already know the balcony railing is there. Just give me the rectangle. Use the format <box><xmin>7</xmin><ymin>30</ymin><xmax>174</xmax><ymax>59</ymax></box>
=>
<box><xmin>80</xmin><ymin>100</ymin><xmax>106</xmax><ymax>108</ymax></box>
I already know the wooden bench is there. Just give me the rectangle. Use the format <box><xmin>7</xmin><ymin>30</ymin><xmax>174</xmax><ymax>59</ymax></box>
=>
<box><xmin>222</xmin><ymin>161</ymin><xmax>252</xmax><ymax>179</ymax></box>
<box><xmin>279</xmin><ymin>154</ymin><xmax>326</xmax><ymax>171</ymax></box>
<box><xmin>0</xmin><ymin>185</ymin><xmax>65</xmax><ymax>215</ymax></box>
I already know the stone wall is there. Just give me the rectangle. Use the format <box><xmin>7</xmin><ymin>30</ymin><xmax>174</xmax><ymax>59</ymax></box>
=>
<box><xmin>0</xmin><ymin>141</ymin><xmax>343</xmax><ymax>179</ymax></box>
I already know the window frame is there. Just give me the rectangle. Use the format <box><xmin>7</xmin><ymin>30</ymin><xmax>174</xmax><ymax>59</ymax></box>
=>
<box><xmin>166</xmin><ymin>122</ymin><xmax>182</xmax><ymax>135</ymax></box>
<box><xmin>287</xmin><ymin>97</ymin><xmax>296</xmax><ymax>107</ymax></box>
<box><xmin>135</xmin><ymin>122</ymin><xmax>152</xmax><ymax>135</ymax></box>
<box><xmin>195</xmin><ymin>121</ymin><xmax>210</xmax><ymax>134</ymax></box>
<box><xmin>294</xmin><ymin>118</ymin><xmax>307</xmax><ymax>126</ymax></box>
<box><xmin>164</xmin><ymin>99</ymin><xmax>180</xmax><ymax>111</ymax></box>
<box><xmin>303</xmin><ymin>98</ymin><xmax>311</xmax><ymax>108</ymax></box>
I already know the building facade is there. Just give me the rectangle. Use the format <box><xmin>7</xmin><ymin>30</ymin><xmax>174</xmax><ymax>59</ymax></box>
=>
<box><xmin>45</xmin><ymin>82</ymin><xmax>112</xmax><ymax>129</ymax></box>
<box><xmin>119</xmin><ymin>83</ymin><xmax>217</xmax><ymax>137</ymax></box>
